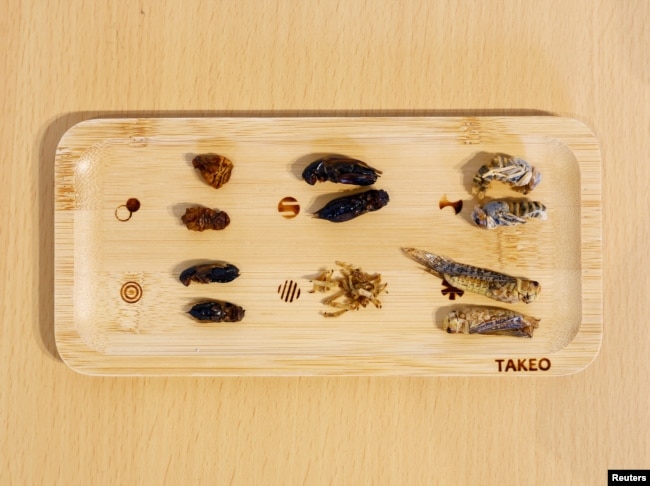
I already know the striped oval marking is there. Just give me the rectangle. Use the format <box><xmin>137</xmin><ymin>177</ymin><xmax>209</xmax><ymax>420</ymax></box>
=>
<box><xmin>278</xmin><ymin>197</ymin><xmax>300</xmax><ymax>218</ymax></box>
<box><xmin>277</xmin><ymin>280</ymin><xmax>301</xmax><ymax>303</ymax></box>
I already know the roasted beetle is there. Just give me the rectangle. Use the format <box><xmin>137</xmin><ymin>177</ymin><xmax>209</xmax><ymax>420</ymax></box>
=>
<box><xmin>179</xmin><ymin>262</ymin><xmax>240</xmax><ymax>286</ymax></box>
<box><xmin>187</xmin><ymin>300</ymin><xmax>245</xmax><ymax>323</ymax></box>
<box><xmin>302</xmin><ymin>157</ymin><xmax>382</xmax><ymax>186</ymax></box>
<box><xmin>313</xmin><ymin>189</ymin><xmax>389</xmax><ymax>223</ymax></box>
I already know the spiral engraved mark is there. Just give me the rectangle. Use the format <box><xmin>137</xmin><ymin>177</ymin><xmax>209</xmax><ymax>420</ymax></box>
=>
<box><xmin>120</xmin><ymin>281</ymin><xmax>143</xmax><ymax>303</ymax></box>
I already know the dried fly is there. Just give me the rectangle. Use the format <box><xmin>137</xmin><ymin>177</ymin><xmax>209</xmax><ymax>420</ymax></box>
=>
<box><xmin>472</xmin><ymin>199</ymin><xmax>547</xmax><ymax>229</ymax></box>
<box><xmin>302</xmin><ymin>157</ymin><xmax>382</xmax><ymax>186</ymax></box>
<box><xmin>472</xmin><ymin>154</ymin><xmax>542</xmax><ymax>199</ymax></box>
<box><xmin>401</xmin><ymin>247</ymin><xmax>540</xmax><ymax>304</ymax></box>
<box><xmin>313</xmin><ymin>189</ymin><xmax>389</xmax><ymax>223</ymax></box>
<box><xmin>179</xmin><ymin>262</ymin><xmax>240</xmax><ymax>286</ymax></box>
<box><xmin>187</xmin><ymin>300</ymin><xmax>245</xmax><ymax>323</ymax></box>
<box><xmin>444</xmin><ymin>306</ymin><xmax>540</xmax><ymax>338</ymax></box>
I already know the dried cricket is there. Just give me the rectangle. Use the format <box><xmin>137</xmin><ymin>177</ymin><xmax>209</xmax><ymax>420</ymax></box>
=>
<box><xmin>444</xmin><ymin>306</ymin><xmax>540</xmax><ymax>338</ymax></box>
<box><xmin>192</xmin><ymin>154</ymin><xmax>234</xmax><ymax>189</ymax></box>
<box><xmin>181</xmin><ymin>206</ymin><xmax>230</xmax><ymax>231</ymax></box>
<box><xmin>313</xmin><ymin>189</ymin><xmax>390</xmax><ymax>223</ymax></box>
<box><xmin>472</xmin><ymin>154</ymin><xmax>542</xmax><ymax>199</ymax></box>
<box><xmin>472</xmin><ymin>199</ymin><xmax>547</xmax><ymax>229</ymax></box>
<box><xmin>302</xmin><ymin>157</ymin><xmax>382</xmax><ymax>186</ymax></box>
<box><xmin>401</xmin><ymin>247</ymin><xmax>540</xmax><ymax>304</ymax></box>
<box><xmin>187</xmin><ymin>300</ymin><xmax>245</xmax><ymax>323</ymax></box>
<box><xmin>310</xmin><ymin>261</ymin><xmax>387</xmax><ymax>317</ymax></box>
<box><xmin>179</xmin><ymin>262</ymin><xmax>240</xmax><ymax>286</ymax></box>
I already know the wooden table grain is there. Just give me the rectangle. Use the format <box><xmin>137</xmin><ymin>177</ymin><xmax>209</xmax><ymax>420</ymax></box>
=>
<box><xmin>1</xmin><ymin>1</ymin><xmax>647</xmax><ymax>484</ymax></box>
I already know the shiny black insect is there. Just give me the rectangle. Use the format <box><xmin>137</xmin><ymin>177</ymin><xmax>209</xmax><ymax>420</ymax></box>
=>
<box><xmin>302</xmin><ymin>157</ymin><xmax>382</xmax><ymax>186</ymax></box>
<box><xmin>179</xmin><ymin>262</ymin><xmax>240</xmax><ymax>286</ymax></box>
<box><xmin>313</xmin><ymin>189</ymin><xmax>389</xmax><ymax>223</ymax></box>
<box><xmin>187</xmin><ymin>300</ymin><xmax>245</xmax><ymax>323</ymax></box>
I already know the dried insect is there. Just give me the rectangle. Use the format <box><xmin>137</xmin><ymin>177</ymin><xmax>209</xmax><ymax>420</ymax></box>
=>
<box><xmin>401</xmin><ymin>247</ymin><xmax>540</xmax><ymax>304</ymax></box>
<box><xmin>444</xmin><ymin>306</ymin><xmax>540</xmax><ymax>338</ymax></box>
<box><xmin>310</xmin><ymin>261</ymin><xmax>387</xmax><ymax>317</ymax></box>
<box><xmin>313</xmin><ymin>189</ymin><xmax>389</xmax><ymax>223</ymax></box>
<box><xmin>472</xmin><ymin>154</ymin><xmax>542</xmax><ymax>199</ymax></box>
<box><xmin>187</xmin><ymin>300</ymin><xmax>245</xmax><ymax>322</ymax></box>
<box><xmin>179</xmin><ymin>262</ymin><xmax>240</xmax><ymax>286</ymax></box>
<box><xmin>181</xmin><ymin>206</ymin><xmax>230</xmax><ymax>231</ymax></box>
<box><xmin>472</xmin><ymin>199</ymin><xmax>547</xmax><ymax>229</ymax></box>
<box><xmin>192</xmin><ymin>154</ymin><xmax>234</xmax><ymax>189</ymax></box>
<box><xmin>302</xmin><ymin>157</ymin><xmax>382</xmax><ymax>186</ymax></box>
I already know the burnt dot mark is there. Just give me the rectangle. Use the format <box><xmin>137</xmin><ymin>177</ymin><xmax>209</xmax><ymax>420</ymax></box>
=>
<box><xmin>439</xmin><ymin>195</ymin><xmax>463</xmax><ymax>215</ymax></box>
<box><xmin>120</xmin><ymin>281</ymin><xmax>143</xmax><ymax>303</ymax></box>
<box><xmin>126</xmin><ymin>198</ymin><xmax>141</xmax><ymax>212</ymax></box>
<box><xmin>278</xmin><ymin>197</ymin><xmax>300</xmax><ymax>218</ymax></box>
<box><xmin>115</xmin><ymin>198</ymin><xmax>141</xmax><ymax>221</ymax></box>
<box><xmin>441</xmin><ymin>280</ymin><xmax>464</xmax><ymax>300</ymax></box>
<box><xmin>278</xmin><ymin>280</ymin><xmax>301</xmax><ymax>302</ymax></box>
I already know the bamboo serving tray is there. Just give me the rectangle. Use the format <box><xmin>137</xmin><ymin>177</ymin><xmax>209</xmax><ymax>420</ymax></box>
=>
<box><xmin>54</xmin><ymin>117</ymin><xmax>602</xmax><ymax>376</ymax></box>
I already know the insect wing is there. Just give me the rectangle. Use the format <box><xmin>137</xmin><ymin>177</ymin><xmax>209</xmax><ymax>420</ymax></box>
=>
<box><xmin>335</xmin><ymin>172</ymin><xmax>378</xmax><ymax>186</ymax></box>
<box><xmin>469</xmin><ymin>315</ymin><xmax>533</xmax><ymax>337</ymax></box>
<box><xmin>442</xmin><ymin>262</ymin><xmax>514</xmax><ymax>284</ymax></box>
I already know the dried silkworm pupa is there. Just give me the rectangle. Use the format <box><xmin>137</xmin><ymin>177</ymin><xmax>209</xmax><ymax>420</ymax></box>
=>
<box><xmin>444</xmin><ymin>306</ymin><xmax>540</xmax><ymax>338</ymax></box>
<box><xmin>472</xmin><ymin>200</ymin><xmax>547</xmax><ymax>229</ymax></box>
<box><xmin>179</xmin><ymin>262</ymin><xmax>240</xmax><ymax>286</ymax></box>
<box><xmin>302</xmin><ymin>157</ymin><xmax>382</xmax><ymax>186</ymax></box>
<box><xmin>401</xmin><ymin>247</ymin><xmax>540</xmax><ymax>304</ymax></box>
<box><xmin>472</xmin><ymin>154</ymin><xmax>542</xmax><ymax>199</ymax></box>
<box><xmin>187</xmin><ymin>300</ymin><xmax>245</xmax><ymax>322</ymax></box>
<box><xmin>192</xmin><ymin>154</ymin><xmax>234</xmax><ymax>189</ymax></box>
<box><xmin>313</xmin><ymin>189</ymin><xmax>389</xmax><ymax>223</ymax></box>
<box><xmin>181</xmin><ymin>206</ymin><xmax>230</xmax><ymax>231</ymax></box>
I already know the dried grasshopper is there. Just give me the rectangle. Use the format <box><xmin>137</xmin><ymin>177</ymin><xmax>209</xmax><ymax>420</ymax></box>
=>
<box><xmin>444</xmin><ymin>306</ymin><xmax>540</xmax><ymax>338</ymax></box>
<box><xmin>401</xmin><ymin>248</ymin><xmax>540</xmax><ymax>304</ymax></box>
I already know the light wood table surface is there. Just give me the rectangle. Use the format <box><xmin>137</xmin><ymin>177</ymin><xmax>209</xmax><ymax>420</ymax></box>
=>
<box><xmin>1</xmin><ymin>1</ymin><xmax>648</xmax><ymax>484</ymax></box>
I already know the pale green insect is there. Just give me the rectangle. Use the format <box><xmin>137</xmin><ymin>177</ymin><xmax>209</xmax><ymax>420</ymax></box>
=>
<box><xmin>401</xmin><ymin>248</ymin><xmax>541</xmax><ymax>304</ymax></box>
<box><xmin>444</xmin><ymin>306</ymin><xmax>540</xmax><ymax>338</ymax></box>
